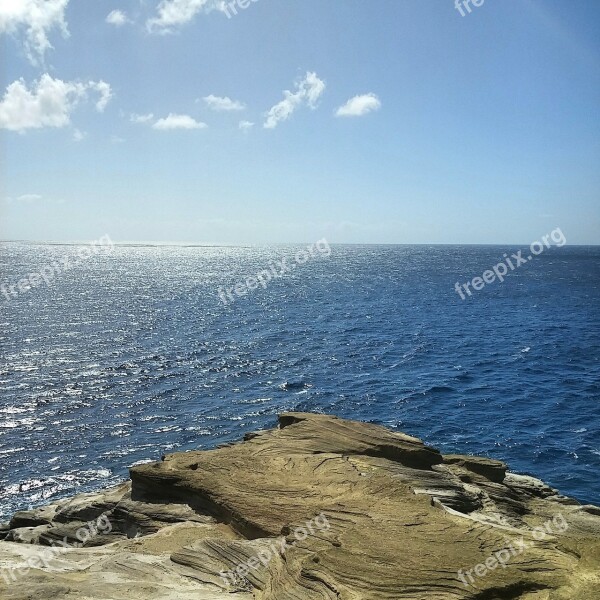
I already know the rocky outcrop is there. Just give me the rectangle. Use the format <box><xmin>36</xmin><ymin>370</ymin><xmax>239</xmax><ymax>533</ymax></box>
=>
<box><xmin>1</xmin><ymin>412</ymin><xmax>599</xmax><ymax>599</ymax></box>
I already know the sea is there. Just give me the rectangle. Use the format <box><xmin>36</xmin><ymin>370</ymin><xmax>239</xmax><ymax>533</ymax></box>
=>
<box><xmin>0</xmin><ymin>242</ymin><xmax>599</xmax><ymax>521</ymax></box>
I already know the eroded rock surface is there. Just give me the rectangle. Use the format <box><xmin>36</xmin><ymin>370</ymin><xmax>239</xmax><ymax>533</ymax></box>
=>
<box><xmin>1</xmin><ymin>412</ymin><xmax>599</xmax><ymax>599</ymax></box>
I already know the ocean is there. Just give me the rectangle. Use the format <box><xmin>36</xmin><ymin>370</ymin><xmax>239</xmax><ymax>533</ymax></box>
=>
<box><xmin>0</xmin><ymin>242</ymin><xmax>599</xmax><ymax>520</ymax></box>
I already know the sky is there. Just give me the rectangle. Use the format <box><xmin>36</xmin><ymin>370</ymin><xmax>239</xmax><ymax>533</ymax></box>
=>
<box><xmin>1</xmin><ymin>0</ymin><xmax>599</xmax><ymax>244</ymax></box>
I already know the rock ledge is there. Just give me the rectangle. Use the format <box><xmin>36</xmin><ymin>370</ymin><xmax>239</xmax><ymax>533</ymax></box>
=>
<box><xmin>1</xmin><ymin>412</ymin><xmax>599</xmax><ymax>599</ymax></box>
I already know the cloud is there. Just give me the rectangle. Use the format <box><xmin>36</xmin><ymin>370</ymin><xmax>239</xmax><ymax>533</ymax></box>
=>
<box><xmin>130</xmin><ymin>113</ymin><xmax>155</xmax><ymax>124</ymax></box>
<box><xmin>203</xmin><ymin>95</ymin><xmax>245</xmax><ymax>111</ymax></box>
<box><xmin>106</xmin><ymin>9</ymin><xmax>129</xmax><ymax>27</ymax></box>
<box><xmin>152</xmin><ymin>113</ymin><xmax>207</xmax><ymax>130</ymax></box>
<box><xmin>147</xmin><ymin>0</ymin><xmax>223</xmax><ymax>33</ymax></box>
<box><xmin>17</xmin><ymin>194</ymin><xmax>43</xmax><ymax>202</ymax></box>
<box><xmin>335</xmin><ymin>93</ymin><xmax>381</xmax><ymax>117</ymax></box>
<box><xmin>0</xmin><ymin>74</ymin><xmax>113</xmax><ymax>132</ymax></box>
<box><xmin>72</xmin><ymin>128</ymin><xmax>86</xmax><ymax>142</ymax></box>
<box><xmin>90</xmin><ymin>81</ymin><xmax>113</xmax><ymax>112</ymax></box>
<box><xmin>4</xmin><ymin>193</ymin><xmax>69</xmax><ymax>206</ymax></box>
<box><xmin>264</xmin><ymin>72</ymin><xmax>325</xmax><ymax>129</ymax></box>
<box><xmin>131</xmin><ymin>112</ymin><xmax>207</xmax><ymax>130</ymax></box>
<box><xmin>239</xmin><ymin>120</ymin><xmax>254</xmax><ymax>131</ymax></box>
<box><xmin>0</xmin><ymin>0</ymin><xmax>70</xmax><ymax>65</ymax></box>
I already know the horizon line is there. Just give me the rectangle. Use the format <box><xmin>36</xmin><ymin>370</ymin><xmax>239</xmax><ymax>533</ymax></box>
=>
<box><xmin>1</xmin><ymin>239</ymin><xmax>599</xmax><ymax>248</ymax></box>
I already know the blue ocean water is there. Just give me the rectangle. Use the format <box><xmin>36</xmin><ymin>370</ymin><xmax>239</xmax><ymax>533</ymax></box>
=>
<box><xmin>0</xmin><ymin>242</ymin><xmax>599</xmax><ymax>520</ymax></box>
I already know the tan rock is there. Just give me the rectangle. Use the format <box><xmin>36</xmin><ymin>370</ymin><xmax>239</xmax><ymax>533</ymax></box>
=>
<box><xmin>1</xmin><ymin>412</ymin><xmax>598</xmax><ymax>599</ymax></box>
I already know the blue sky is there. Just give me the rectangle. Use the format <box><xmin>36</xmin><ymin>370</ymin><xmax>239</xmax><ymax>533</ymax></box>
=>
<box><xmin>1</xmin><ymin>0</ymin><xmax>599</xmax><ymax>244</ymax></box>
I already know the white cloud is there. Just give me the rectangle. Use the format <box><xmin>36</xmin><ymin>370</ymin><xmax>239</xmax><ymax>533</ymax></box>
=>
<box><xmin>239</xmin><ymin>120</ymin><xmax>254</xmax><ymax>131</ymax></box>
<box><xmin>264</xmin><ymin>72</ymin><xmax>325</xmax><ymax>129</ymax></box>
<box><xmin>4</xmin><ymin>193</ymin><xmax>68</xmax><ymax>206</ymax></box>
<box><xmin>106</xmin><ymin>9</ymin><xmax>129</xmax><ymax>27</ymax></box>
<box><xmin>0</xmin><ymin>0</ymin><xmax>70</xmax><ymax>65</ymax></box>
<box><xmin>0</xmin><ymin>74</ymin><xmax>113</xmax><ymax>133</ymax></box>
<box><xmin>335</xmin><ymin>93</ymin><xmax>381</xmax><ymax>117</ymax></box>
<box><xmin>130</xmin><ymin>112</ymin><xmax>207</xmax><ymax>130</ymax></box>
<box><xmin>130</xmin><ymin>113</ymin><xmax>155</xmax><ymax>124</ymax></box>
<box><xmin>147</xmin><ymin>0</ymin><xmax>223</xmax><ymax>33</ymax></box>
<box><xmin>152</xmin><ymin>113</ymin><xmax>207</xmax><ymax>130</ymax></box>
<box><xmin>90</xmin><ymin>81</ymin><xmax>113</xmax><ymax>112</ymax></box>
<box><xmin>203</xmin><ymin>94</ymin><xmax>245</xmax><ymax>111</ymax></box>
<box><xmin>72</xmin><ymin>128</ymin><xmax>86</xmax><ymax>142</ymax></box>
<box><xmin>17</xmin><ymin>193</ymin><xmax>43</xmax><ymax>202</ymax></box>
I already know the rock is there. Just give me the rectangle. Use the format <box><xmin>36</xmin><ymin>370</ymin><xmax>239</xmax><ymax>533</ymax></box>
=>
<box><xmin>9</xmin><ymin>506</ymin><xmax>57</xmax><ymax>529</ymax></box>
<box><xmin>0</xmin><ymin>412</ymin><xmax>598</xmax><ymax>599</ymax></box>
<box><xmin>580</xmin><ymin>504</ymin><xmax>600</xmax><ymax>517</ymax></box>
<box><xmin>443</xmin><ymin>454</ymin><xmax>508</xmax><ymax>483</ymax></box>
